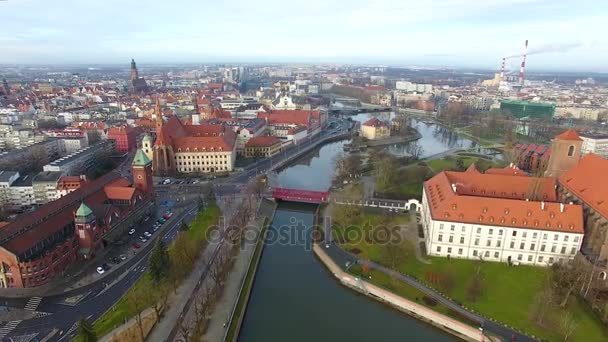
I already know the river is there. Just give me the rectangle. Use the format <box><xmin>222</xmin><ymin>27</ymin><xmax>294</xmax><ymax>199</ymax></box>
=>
<box><xmin>238</xmin><ymin>115</ymin><xmax>473</xmax><ymax>341</ymax></box>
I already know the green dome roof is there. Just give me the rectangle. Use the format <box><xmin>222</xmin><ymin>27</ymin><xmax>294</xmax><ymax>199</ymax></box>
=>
<box><xmin>132</xmin><ymin>149</ymin><xmax>151</xmax><ymax>167</ymax></box>
<box><xmin>142</xmin><ymin>134</ymin><xmax>152</xmax><ymax>142</ymax></box>
<box><xmin>76</xmin><ymin>202</ymin><xmax>93</xmax><ymax>217</ymax></box>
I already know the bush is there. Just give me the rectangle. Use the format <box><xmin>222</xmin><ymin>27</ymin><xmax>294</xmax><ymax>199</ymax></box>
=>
<box><xmin>422</xmin><ymin>296</ymin><xmax>438</xmax><ymax>306</ymax></box>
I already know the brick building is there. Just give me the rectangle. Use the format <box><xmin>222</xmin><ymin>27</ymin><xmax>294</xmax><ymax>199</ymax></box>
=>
<box><xmin>107</xmin><ymin>126</ymin><xmax>144</xmax><ymax>153</ymax></box>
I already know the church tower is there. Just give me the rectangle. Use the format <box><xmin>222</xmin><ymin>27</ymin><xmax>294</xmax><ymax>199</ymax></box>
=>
<box><xmin>130</xmin><ymin>58</ymin><xmax>139</xmax><ymax>81</ymax></box>
<box><xmin>152</xmin><ymin>97</ymin><xmax>174</xmax><ymax>176</ymax></box>
<box><xmin>544</xmin><ymin>129</ymin><xmax>583</xmax><ymax>178</ymax></box>
<box><xmin>132</xmin><ymin>148</ymin><xmax>154</xmax><ymax>196</ymax></box>
<box><xmin>74</xmin><ymin>202</ymin><xmax>101</xmax><ymax>260</ymax></box>
<box><xmin>192</xmin><ymin>93</ymin><xmax>201</xmax><ymax>125</ymax></box>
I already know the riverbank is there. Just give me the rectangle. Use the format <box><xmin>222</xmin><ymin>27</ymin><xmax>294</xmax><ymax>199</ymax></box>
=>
<box><xmin>313</xmin><ymin>243</ymin><xmax>484</xmax><ymax>342</ymax></box>
<box><xmin>365</xmin><ymin>133</ymin><xmax>421</xmax><ymax>147</ymax></box>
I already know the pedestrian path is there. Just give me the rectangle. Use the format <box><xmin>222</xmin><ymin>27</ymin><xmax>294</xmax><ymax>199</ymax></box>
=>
<box><xmin>0</xmin><ymin>320</ymin><xmax>22</xmax><ymax>340</ymax></box>
<box><xmin>23</xmin><ymin>297</ymin><xmax>42</xmax><ymax>311</ymax></box>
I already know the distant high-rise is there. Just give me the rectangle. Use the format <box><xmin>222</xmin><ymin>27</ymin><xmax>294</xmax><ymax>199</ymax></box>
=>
<box><xmin>1</xmin><ymin>78</ymin><xmax>9</xmax><ymax>95</ymax></box>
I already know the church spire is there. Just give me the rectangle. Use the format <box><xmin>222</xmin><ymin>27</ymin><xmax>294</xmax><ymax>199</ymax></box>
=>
<box><xmin>130</xmin><ymin>58</ymin><xmax>138</xmax><ymax>81</ymax></box>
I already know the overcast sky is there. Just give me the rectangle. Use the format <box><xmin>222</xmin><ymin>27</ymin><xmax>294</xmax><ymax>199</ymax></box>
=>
<box><xmin>0</xmin><ymin>0</ymin><xmax>606</xmax><ymax>71</ymax></box>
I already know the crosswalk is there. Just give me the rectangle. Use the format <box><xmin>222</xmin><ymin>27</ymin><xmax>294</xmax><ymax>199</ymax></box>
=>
<box><xmin>9</xmin><ymin>332</ymin><xmax>38</xmax><ymax>342</ymax></box>
<box><xmin>24</xmin><ymin>297</ymin><xmax>42</xmax><ymax>311</ymax></box>
<box><xmin>33</xmin><ymin>311</ymin><xmax>51</xmax><ymax>318</ymax></box>
<box><xmin>0</xmin><ymin>320</ymin><xmax>22</xmax><ymax>340</ymax></box>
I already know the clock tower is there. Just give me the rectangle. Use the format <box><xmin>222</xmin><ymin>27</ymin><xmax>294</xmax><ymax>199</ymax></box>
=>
<box><xmin>132</xmin><ymin>148</ymin><xmax>154</xmax><ymax>197</ymax></box>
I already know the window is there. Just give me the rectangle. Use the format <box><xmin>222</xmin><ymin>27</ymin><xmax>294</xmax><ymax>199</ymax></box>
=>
<box><xmin>518</xmin><ymin>254</ymin><xmax>523</xmax><ymax>261</ymax></box>
<box><xmin>477</xmin><ymin>227</ymin><xmax>482</xmax><ymax>234</ymax></box>
<box><xmin>439</xmin><ymin>224</ymin><xmax>444</xmax><ymax>230</ymax></box>
<box><xmin>485</xmin><ymin>251</ymin><xmax>490</xmax><ymax>257</ymax></box>
<box><xmin>436</xmin><ymin>246</ymin><xmax>441</xmax><ymax>252</ymax></box>
<box><xmin>486</xmin><ymin>240</ymin><xmax>491</xmax><ymax>247</ymax></box>
<box><xmin>458</xmin><ymin>248</ymin><xmax>463</xmax><ymax>255</ymax></box>
<box><xmin>473</xmin><ymin>250</ymin><xmax>478</xmax><ymax>257</ymax></box>
<box><xmin>462</xmin><ymin>226</ymin><xmax>466</xmax><ymax>232</ymax></box>
<box><xmin>510</xmin><ymin>241</ymin><xmax>515</xmax><ymax>249</ymax></box>
<box><xmin>543</xmin><ymin>233</ymin><xmax>548</xmax><ymax>240</ymax></box>
<box><xmin>450</xmin><ymin>225</ymin><xmax>455</xmax><ymax>231</ymax></box>
<box><xmin>551</xmin><ymin>246</ymin><xmax>556</xmax><ymax>253</ymax></box>
<box><xmin>571</xmin><ymin>247</ymin><xmax>577</xmax><ymax>255</ymax></box>
<box><xmin>522</xmin><ymin>232</ymin><xmax>527</xmax><ymax>238</ymax></box>
<box><xmin>554</xmin><ymin>234</ymin><xmax>559</xmax><ymax>241</ymax></box>
<box><xmin>496</xmin><ymin>240</ymin><xmax>501</xmax><ymax>248</ymax></box>
<box><xmin>512</xmin><ymin>231</ymin><xmax>517</xmax><ymax>237</ymax></box>
<box><xmin>438</xmin><ymin>234</ymin><xmax>443</xmax><ymax>242</ymax></box>
<box><xmin>499</xmin><ymin>229</ymin><xmax>503</xmax><ymax>236</ymax></box>
<box><xmin>449</xmin><ymin>236</ymin><xmax>454</xmax><ymax>243</ymax></box>
<box><xmin>528</xmin><ymin>255</ymin><xmax>533</xmax><ymax>262</ymax></box>
<box><xmin>489</xmin><ymin>229</ymin><xmax>493</xmax><ymax>235</ymax></box>
<box><xmin>520</xmin><ymin>242</ymin><xmax>525</xmax><ymax>250</ymax></box>
<box><xmin>447</xmin><ymin>247</ymin><xmax>452</xmax><ymax>254</ymax></box>
<box><xmin>561</xmin><ymin>246</ymin><xmax>566</xmax><ymax>254</ymax></box>
<box><xmin>538</xmin><ymin>256</ymin><xmax>544</xmax><ymax>263</ymax></box>
<box><xmin>533</xmin><ymin>232</ymin><xmax>538</xmax><ymax>239</ymax></box>
<box><xmin>474</xmin><ymin>238</ymin><xmax>479</xmax><ymax>246</ymax></box>
<box><xmin>530</xmin><ymin>243</ymin><xmax>536</xmax><ymax>251</ymax></box>
<box><xmin>494</xmin><ymin>252</ymin><xmax>499</xmax><ymax>258</ymax></box>
<box><xmin>549</xmin><ymin>257</ymin><xmax>554</xmax><ymax>264</ymax></box>
<box><xmin>460</xmin><ymin>236</ymin><xmax>465</xmax><ymax>244</ymax></box>
<box><xmin>568</xmin><ymin>145</ymin><xmax>575</xmax><ymax>156</ymax></box>
<box><xmin>564</xmin><ymin>235</ymin><xmax>569</xmax><ymax>242</ymax></box>
<box><xmin>541</xmin><ymin>245</ymin><xmax>546</xmax><ymax>252</ymax></box>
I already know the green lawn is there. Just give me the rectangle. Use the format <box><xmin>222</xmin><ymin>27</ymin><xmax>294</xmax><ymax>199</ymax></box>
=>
<box><xmin>426</xmin><ymin>156</ymin><xmax>500</xmax><ymax>173</ymax></box>
<box><xmin>334</xmin><ymin>224</ymin><xmax>608</xmax><ymax>342</ymax></box>
<box><xmin>81</xmin><ymin>203</ymin><xmax>221</xmax><ymax>340</ymax></box>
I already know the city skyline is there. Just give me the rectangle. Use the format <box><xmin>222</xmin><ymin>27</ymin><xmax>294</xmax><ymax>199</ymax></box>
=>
<box><xmin>0</xmin><ymin>0</ymin><xmax>607</xmax><ymax>72</ymax></box>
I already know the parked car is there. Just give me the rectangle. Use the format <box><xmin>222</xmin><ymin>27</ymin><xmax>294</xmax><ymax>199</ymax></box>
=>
<box><xmin>102</xmin><ymin>263</ymin><xmax>111</xmax><ymax>271</ymax></box>
<box><xmin>128</xmin><ymin>228</ymin><xmax>136</xmax><ymax>235</ymax></box>
<box><xmin>120</xmin><ymin>254</ymin><xmax>127</xmax><ymax>261</ymax></box>
<box><xmin>166</xmin><ymin>211</ymin><xmax>173</xmax><ymax>218</ymax></box>
<box><xmin>132</xmin><ymin>243</ymin><xmax>141</xmax><ymax>249</ymax></box>
<box><xmin>96</xmin><ymin>267</ymin><xmax>105</xmax><ymax>275</ymax></box>
<box><xmin>144</xmin><ymin>216</ymin><xmax>150</xmax><ymax>222</ymax></box>
<box><xmin>139</xmin><ymin>236</ymin><xmax>147</xmax><ymax>242</ymax></box>
<box><xmin>144</xmin><ymin>231</ymin><xmax>152</xmax><ymax>238</ymax></box>
<box><xmin>159</xmin><ymin>218</ymin><xmax>166</xmax><ymax>223</ymax></box>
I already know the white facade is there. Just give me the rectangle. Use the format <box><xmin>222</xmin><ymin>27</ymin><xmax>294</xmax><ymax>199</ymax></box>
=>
<box><xmin>580</xmin><ymin>135</ymin><xmax>608</xmax><ymax>159</ymax></box>
<box><xmin>421</xmin><ymin>190</ymin><xmax>583</xmax><ymax>266</ymax></box>
<box><xmin>174</xmin><ymin>145</ymin><xmax>237</xmax><ymax>174</ymax></box>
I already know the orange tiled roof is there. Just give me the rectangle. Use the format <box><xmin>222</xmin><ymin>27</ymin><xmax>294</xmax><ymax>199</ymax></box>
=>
<box><xmin>257</xmin><ymin>110</ymin><xmax>316</xmax><ymax>126</ymax></box>
<box><xmin>246</xmin><ymin>136</ymin><xmax>281</xmax><ymax>148</ymax></box>
<box><xmin>424</xmin><ymin>171</ymin><xmax>584</xmax><ymax>233</ymax></box>
<box><xmin>559</xmin><ymin>153</ymin><xmax>608</xmax><ymax>218</ymax></box>
<box><xmin>465</xmin><ymin>164</ymin><xmax>480</xmax><ymax>174</ymax></box>
<box><xmin>362</xmin><ymin>117</ymin><xmax>388</xmax><ymax>127</ymax></box>
<box><xmin>485</xmin><ymin>165</ymin><xmax>528</xmax><ymax>177</ymax></box>
<box><xmin>555</xmin><ymin>129</ymin><xmax>582</xmax><ymax>141</ymax></box>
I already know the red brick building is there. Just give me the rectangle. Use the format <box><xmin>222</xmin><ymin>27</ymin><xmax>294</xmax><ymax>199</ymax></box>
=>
<box><xmin>0</xmin><ymin>149</ymin><xmax>153</xmax><ymax>288</ymax></box>
<box><xmin>107</xmin><ymin>126</ymin><xmax>144</xmax><ymax>153</ymax></box>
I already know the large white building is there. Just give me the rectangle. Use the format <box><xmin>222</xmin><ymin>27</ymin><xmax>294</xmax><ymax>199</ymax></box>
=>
<box><xmin>422</xmin><ymin>167</ymin><xmax>584</xmax><ymax>266</ymax></box>
<box><xmin>580</xmin><ymin>133</ymin><xmax>608</xmax><ymax>159</ymax></box>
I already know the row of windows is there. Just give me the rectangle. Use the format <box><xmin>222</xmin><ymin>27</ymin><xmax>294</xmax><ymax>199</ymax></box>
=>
<box><xmin>437</xmin><ymin>234</ymin><xmax>578</xmax><ymax>254</ymax></box>
<box><xmin>438</xmin><ymin>223</ymin><xmax>579</xmax><ymax>242</ymax></box>
<box><xmin>436</xmin><ymin>246</ymin><xmax>561</xmax><ymax>264</ymax></box>
<box><xmin>180</xmin><ymin>166</ymin><xmax>230</xmax><ymax>172</ymax></box>
<box><xmin>177</xmin><ymin>161</ymin><xmax>228</xmax><ymax>166</ymax></box>
<box><xmin>176</xmin><ymin>154</ymin><xmax>228</xmax><ymax>159</ymax></box>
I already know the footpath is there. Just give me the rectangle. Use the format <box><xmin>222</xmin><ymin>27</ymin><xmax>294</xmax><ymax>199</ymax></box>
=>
<box><xmin>313</xmin><ymin>243</ymin><xmax>487</xmax><ymax>342</ymax></box>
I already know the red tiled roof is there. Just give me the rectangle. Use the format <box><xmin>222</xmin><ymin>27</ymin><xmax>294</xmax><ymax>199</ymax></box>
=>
<box><xmin>104</xmin><ymin>186</ymin><xmax>136</xmax><ymax>201</ymax></box>
<box><xmin>485</xmin><ymin>165</ymin><xmax>528</xmax><ymax>177</ymax></box>
<box><xmin>555</xmin><ymin>129</ymin><xmax>582</xmax><ymax>141</ymax></box>
<box><xmin>465</xmin><ymin>164</ymin><xmax>480</xmax><ymax>174</ymax></box>
<box><xmin>245</xmin><ymin>136</ymin><xmax>281</xmax><ymax>148</ymax></box>
<box><xmin>257</xmin><ymin>110</ymin><xmax>315</xmax><ymax>127</ymax></box>
<box><xmin>424</xmin><ymin>171</ymin><xmax>584</xmax><ymax>233</ymax></box>
<box><xmin>559</xmin><ymin>153</ymin><xmax>608</xmax><ymax>219</ymax></box>
<box><xmin>362</xmin><ymin>117</ymin><xmax>388</xmax><ymax>127</ymax></box>
<box><xmin>444</xmin><ymin>171</ymin><xmax>557</xmax><ymax>201</ymax></box>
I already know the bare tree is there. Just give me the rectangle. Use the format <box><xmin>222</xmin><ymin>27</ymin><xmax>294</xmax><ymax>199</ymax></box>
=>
<box><xmin>127</xmin><ymin>286</ymin><xmax>147</xmax><ymax>341</ymax></box>
<box><xmin>531</xmin><ymin>281</ymin><xmax>555</xmax><ymax>325</ymax></box>
<box><xmin>551</xmin><ymin>259</ymin><xmax>588</xmax><ymax>307</ymax></box>
<box><xmin>559</xmin><ymin>311</ymin><xmax>578</xmax><ymax>341</ymax></box>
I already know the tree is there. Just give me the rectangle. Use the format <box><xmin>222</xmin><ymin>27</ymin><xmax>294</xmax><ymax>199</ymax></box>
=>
<box><xmin>467</xmin><ymin>260</ymin><xmax>484</xmax><ymax>302</ymax></box>
<box><xmin>127</xmin><ymin>286</ymin><xmax>147</xmax><ymax>341</ymax></box>
<box><xmin>87</xmin><ymin>130</ymin><xmax>102</xmax><ymax>144</ymax></box>
<box><xmin>551</xmin><ymin>258</ymin><xmax>588</xmax><ymax>307</ymax></box>
<box><xmin>531</xmin><ymin>280</ymin><xmax>555</xmax><ymax>325</ymax></box>
<box><xmin>454</xmin><ymin>158</ymin><xmax>465</xmax><ymax>171</ymax></box>
<box><xmin>559</xmin><ymin>311</ymin><xmax>578</xmax><ymax>341</ymax></box>
<box><xmin>376</xmin><ymin>156</ymin><xmax>398</xmax><ymax>191</ymax></box>
<box><xmin>149</xmin><ymin>239</ymin><xmax>170</xmax><ymax>283</ymax></box>
<box><xmin>379</xmin><ymin>238</ymin><xmax>408</xmax><ymax>270</ymax></box>
<box><xmin>77</xmin><ymin>319</ymin><xmax>97</xmax><ymax>342</ymax></box>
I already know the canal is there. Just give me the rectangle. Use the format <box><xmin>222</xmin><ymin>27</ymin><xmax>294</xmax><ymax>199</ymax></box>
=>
<box><xmin>239</xmin><ymin>115</ymin><xmax>476</xmax><ymax>341</ymax></box>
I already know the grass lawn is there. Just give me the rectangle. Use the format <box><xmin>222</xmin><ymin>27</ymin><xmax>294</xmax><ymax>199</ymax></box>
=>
<box><xmin>82</xmin><ymin>203</ymin><xmax>221</xmax><ymax>340</ymax></box>
<box><xmin>335</xmin><ymin>226</ymin><xmax>608</xmax><ymax>342</ymax></box>
<box><xmin>426</xmin><ymin>156</ymin><xmax>501</xmax><ymax>173</ymax></box>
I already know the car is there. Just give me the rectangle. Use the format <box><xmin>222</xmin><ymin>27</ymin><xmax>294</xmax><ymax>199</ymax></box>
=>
<box><xmin>159</xmin><ymin>218</ymin><xmax>166</xmax><ymax>223</ymax></box>
<box><xmin>120</xmin><ymin>254</ymin><xmax>127</xmax><ymax>261</ymax></box>
<box><xmin>144</xmin><ymin>216</ymin><xmax>150</xmax><ymax>222</ymax></box>
<box><xmin>162</xmin><ymin>215</ymin><xmax>169</xmax><ymax>220</ymax></box>
<box><xmin>102</xmin><ymin>263</ymin><xmax>111</xmax><ymax>271</ymax></box>
<box><xmin>139</xmin><ymin>236</ymin><xmax>148</xmax><ymax>242</ymax></box>
<box><xmin>166</xmin><ymin>212</ymin><xmax>173</xmax><ymax>218</ymax></box>
<box><xmin>144</xmin><ymin>231</ymin><xmax>152</xmax><ymax>237</ymax></box>
<box><xmin>96</xmin><ymin>267</ymin><xmax>105</xmax><ymax>275</ymax></box>
<box><xmin>128</xmin><ymin>228</ymin><xmax>136</xmax><ymax>235</ymax></box>
<box><xmin>132</xmin><ymin>243</ymin><xmax>141</xmax><ymax>249</ymax></box>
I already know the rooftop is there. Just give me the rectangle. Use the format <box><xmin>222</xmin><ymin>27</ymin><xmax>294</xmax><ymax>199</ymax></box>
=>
<box><xmin>555</xmin><ymin>129</ymin><xmax>582</xmax><ymax>142</ymax></box>
<box><xmin>559</xmin><ymin>153</ymin><xmax>608</xmax><ymax>219</ymax></box>
<box><xmin>245</xmin><ymin>136</ymin><xmax>281</xmax><ymax>148</ymax></box>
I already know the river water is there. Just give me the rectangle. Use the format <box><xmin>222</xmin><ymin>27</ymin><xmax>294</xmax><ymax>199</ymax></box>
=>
<box><xmin>238</xmin><ymin>115</ymin><xmax>472</xmax><ymax>341</ymax></box>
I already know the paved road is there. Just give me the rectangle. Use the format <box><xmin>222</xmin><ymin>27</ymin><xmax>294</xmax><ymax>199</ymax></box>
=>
<box><xmin>326</xmin><ymin>243</ymin><xmax>533</xmax><ymax>342</ymax></box>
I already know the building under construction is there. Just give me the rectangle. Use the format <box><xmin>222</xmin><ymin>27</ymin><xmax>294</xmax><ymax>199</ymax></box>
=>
<box><xmin>500</xmin><ymin>100</ymin><xmax>555</xmax><ymax>119</ymax></box>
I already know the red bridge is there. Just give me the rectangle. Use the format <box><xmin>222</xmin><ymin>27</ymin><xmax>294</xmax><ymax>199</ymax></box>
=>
<box><xmin>272</xmin><ymin>187</ymin><xmax>329</xmax><ymax>204</ymax></box>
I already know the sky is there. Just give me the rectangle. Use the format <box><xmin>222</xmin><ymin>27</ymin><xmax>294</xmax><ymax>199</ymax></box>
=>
<box><xmin>0</xmin><ymin>0</ymin><xmax>607</xmax><ymax>71</ymax></box>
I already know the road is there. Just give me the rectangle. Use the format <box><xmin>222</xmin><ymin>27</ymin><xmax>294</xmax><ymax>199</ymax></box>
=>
<box><xmin>0</xmin><ymin>118</ymin><xmax>353</xmax><ymax>341</ymax></box>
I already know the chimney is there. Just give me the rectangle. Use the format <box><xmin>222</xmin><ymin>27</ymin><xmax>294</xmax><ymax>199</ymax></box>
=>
<box><xmin>560</xmin><ymin>203</ymin><xmax>565</xmax><ymax>213</ymax></box>
<box><xmin>541</xmin><ymin>201</ymin><xmax>545</xmax><ymax>210</ymax></box>
<box><xmin>451</xmin><ymin>184</ymin><xmax>457</xmax><ymax>193</ymax></box>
